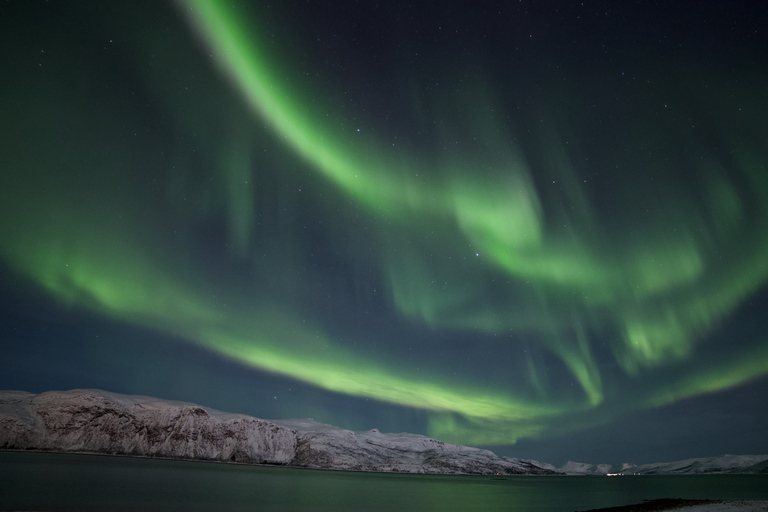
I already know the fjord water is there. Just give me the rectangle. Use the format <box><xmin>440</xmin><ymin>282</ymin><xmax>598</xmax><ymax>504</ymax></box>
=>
<box><xmin>2</xmin><ymin>453</ymin><xmax>767</xmax><ymax>512</ymax></box>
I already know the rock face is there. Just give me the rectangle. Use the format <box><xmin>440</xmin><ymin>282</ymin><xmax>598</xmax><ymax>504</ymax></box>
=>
<box><xmin>0</xmin><ymin>389</ymin><xmax>556</xmax><ymax>475</ymax></box>
<box><xmin>272</xmin><ymin>418</ymin><xmax>556</xmax><ymax>475</ymax></box>
<box><xmin>0</xmin><ymin>389</ymin><xmax>296</xmax><ymax>464</ymax></box>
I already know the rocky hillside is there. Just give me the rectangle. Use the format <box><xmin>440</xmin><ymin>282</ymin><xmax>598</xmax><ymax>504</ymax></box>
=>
<box><xmin>0</xmin><ymin>389</ymin><xmax>297</xmax><ymax>464</ymax></box>
<box><xmin>0</xmin><ymin>389</ymin><xmax>556</xmax><ymax>475</ymax></box>
<box><xmin>274</xmin><ymin>418</ymin><xmax>554</xmax><ymax>475</ymax></box>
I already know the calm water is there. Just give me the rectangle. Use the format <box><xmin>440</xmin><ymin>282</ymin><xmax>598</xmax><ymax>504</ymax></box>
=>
<box><xmin>1</xmin><ymin>452</ymin><xmax>767</xmax><ymax>512</ymax></box>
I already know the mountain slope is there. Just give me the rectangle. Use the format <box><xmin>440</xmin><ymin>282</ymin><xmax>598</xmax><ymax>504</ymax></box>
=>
<box><xmin>6</xmin><ymin>389</ymin><xmax>761</xmax><ymax>476</ymax></box>
<box><xmin>0</xmin><ymin>389</ymin><xmax>556</xmax><ymax>475</ymax></box>
<box><xmin>0</xmin><ymin>389</ymin><xmax>296</xmax><ymax>464</ymax></box>
<box><xmin>624</xmin><ymin>454</ymin><xmax>768</xmax><ymax>475</ymax></box>
<box><xmin>556</xmin><ymin>455</ymin><xmax>768</xmax><ymax>475</ymax></box>
<box><xmin>273</xmin><ymin>418</ymin><xmax>554</xmax><ymax>475</ymax></box>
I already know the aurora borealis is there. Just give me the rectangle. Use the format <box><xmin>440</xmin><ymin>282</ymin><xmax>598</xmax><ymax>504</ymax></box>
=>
<box><xmin>1</xmin><ymin>1</ymin><xmax>767</xmax><ymax>464</ymax></box>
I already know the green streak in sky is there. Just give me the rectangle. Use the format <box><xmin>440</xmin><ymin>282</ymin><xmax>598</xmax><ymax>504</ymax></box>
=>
<box><xmin>0</xmin><ymin>205</ymin><xmax>570</xmax><ymax>444</ymax></box>
<box><xmin>206</xmin><ymin>327</ymin><xmax>566</xmax><ymax>423</ymax></box>
<box><xmin>175</xmin><ymin>0</ymin><xmax>768</xmax><ymax>439</ymax></box>
<box><xmin>1</xmin><ymin>0</ymin><xmax>767</xmax><ymax>448</ymax></box>
<box><xmin>645</xmin><ymin>341</ymin><xmax>768</xmax><ymax>409</ymax></box>
<box><xmin>0</xmin><ymin>209</ymin><xmax>563</xmax><ymax>433</ymax></box>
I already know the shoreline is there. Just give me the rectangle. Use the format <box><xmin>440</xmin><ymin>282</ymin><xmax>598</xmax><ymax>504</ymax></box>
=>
<box><xmin>2</xmin><ymin>449</ymin><xmax>767</xmax><ymax>480</ymax></box>
<box><xmin>0</xmin><ymin>449</ymin><xmax>543</xmax><ymax>477</ymax></box>
<box><xmin>583</xmin><ymin>499</ymin><xmax>768</xmax><ymax>512</ymax></box>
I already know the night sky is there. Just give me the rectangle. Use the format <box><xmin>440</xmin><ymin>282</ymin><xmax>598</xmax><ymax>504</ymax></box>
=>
<box><xmin>2</xmin><ymin>1</ymin><xmax>767</xmax><ymax>466</ymax></box>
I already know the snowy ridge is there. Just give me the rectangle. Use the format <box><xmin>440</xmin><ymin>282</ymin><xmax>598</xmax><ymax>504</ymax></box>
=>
<box><xmin>0</xmin><ymin>389</ymin><xmax>296</xmax><ymax>464</ymax></box>
<box><xmin>559</xmin><ymin>461</ymin><xmax>618</xmax><ymax>475</ymax></box>
<box><xmin>0</xmin><ymin>390</ymin><xmax>555</xmax><ymax>475</ymax></box>
<box><xmin>557</xmin><ymin>455</ymin><xmax>768</xmax><ymax>475</ymax></box>
<box><xmin>623</xmin><ymin>454</ymin><xmax>768</xmax><ymax>475</ymax></box>
<box><xmin>6</xmin><ymin>389</ymin><xmax>762</xmax><ymax>476</ymax></box>
<box><xmin>272</xmin><ymin>418</ymin><xmax>556</xmax><ymax>475</ymax></box>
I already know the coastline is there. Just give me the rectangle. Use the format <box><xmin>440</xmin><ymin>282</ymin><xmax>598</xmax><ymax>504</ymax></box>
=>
<box><xmin>584</xmin><ymin>499</ymin><xmax>768</xmax><ymax>512</ymax></box>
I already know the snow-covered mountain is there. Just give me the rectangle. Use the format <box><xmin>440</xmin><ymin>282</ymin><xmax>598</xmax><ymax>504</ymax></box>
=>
<box><xmin>272</xmin><ymin>418</ymin><xmax>554</xmax><ymax>475</ymax></box>
<box><xmin>619</xmin><ymin>454</ymin><xmax>768</xmax><ymax>475</ymax></box>
<box><xmin>0</xmin><ymin>389</ymin><xmax>556</xmax><ymax>475</ymax></box>
<box><xmin>4</xmin><ymin>389</ymin><xmax>764</xmax><ymax>476</ymax></box>
<box><xmin>558</xmin><ymin>461</ymin><xmax>619</xmax><ymax>475</ymax></box>
<box><xmin>557</xmin><ymin>456</ymin><xmax>768</xmax><ymax>475</ymax></box>
<box><xmin>0</xmin><ymin>389</ymin><xmax>296</xmax><ymax>464</ymax></box>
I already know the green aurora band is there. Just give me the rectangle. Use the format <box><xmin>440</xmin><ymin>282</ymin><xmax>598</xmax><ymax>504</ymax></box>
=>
<box><xmin>1</xmin><ymin>0</ymin><xmax>767</xmax><ymax>446</ymax></box>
